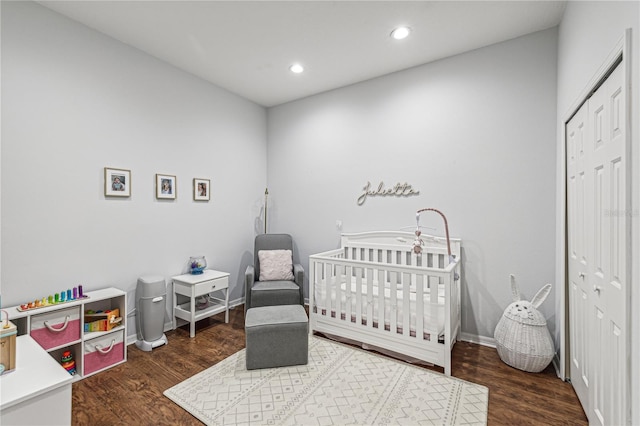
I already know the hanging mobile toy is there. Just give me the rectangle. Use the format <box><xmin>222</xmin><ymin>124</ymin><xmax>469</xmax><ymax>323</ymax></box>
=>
<box><xmin>412</xmin><ymin>213</ymin><xmax>425</xmax><ymax>254</ymax></box>
<box><xmin>413</xmin><ymin>207</ymin><xmax>459</xmax><ymax>281</ymax></box>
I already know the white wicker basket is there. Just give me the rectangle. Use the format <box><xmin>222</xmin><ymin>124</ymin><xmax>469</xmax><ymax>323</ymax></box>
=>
<box><xmin>494</xmin><ymin>275</ymin><xmax>554</xmax><ymax>373</ymax></box>
<box><xmin>494</xmin><ymin>315</ymin><xmax>554</xmax><ymax>373</ymax></box>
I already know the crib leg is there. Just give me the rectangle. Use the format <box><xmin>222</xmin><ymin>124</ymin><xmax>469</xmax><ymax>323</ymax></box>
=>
<box><xmin>445</xmin><ymin>354</ymin><xmax>451</xmax><ymax>376</ymax></box>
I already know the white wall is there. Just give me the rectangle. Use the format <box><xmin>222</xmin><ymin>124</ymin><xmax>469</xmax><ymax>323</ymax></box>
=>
<box><xmin>0</xmin><ymin>2</ymin><xmax>267</xmax><ymax>337</ymax></box>
<box><xmin>267</xmin><ymin>28</ymin><xmax>558</xmax><ymax>344</ymax></box>
<box><xmin>556</xmin><ymin>0</ymin><xmax>640</xmax><ymax>421</ymax></box>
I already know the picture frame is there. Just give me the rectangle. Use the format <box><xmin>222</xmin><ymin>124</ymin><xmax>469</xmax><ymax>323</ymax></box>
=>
<box><xmin>104</xmin><ymin>167</ymin><xmax>131</xmax><ymax>197</ymax></box>
<box><xmin>156</xmin><ymin>174</ymin><xmax>177</xmax><ymax>200</ymax></box>
<box><xmin>193</xmin><ymin>178</ymin><xmax>211</xmax><ymax>201</ymax></box>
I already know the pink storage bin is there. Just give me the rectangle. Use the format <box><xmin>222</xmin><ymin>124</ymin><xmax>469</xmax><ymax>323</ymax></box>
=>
<box><xmin>30</xmin><ymin>306</ymin><xmax>81</xmax><ymax>350</ymax></box>
<box><xmin>84</xmin><ymin>330</ymin><xmax>124</xmax><ymax>376</ymax></box>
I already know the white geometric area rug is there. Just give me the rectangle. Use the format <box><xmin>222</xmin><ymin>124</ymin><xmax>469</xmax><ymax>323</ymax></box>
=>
<box><xmin>164</xmin><ymin>336</ymin><xmax>488</xmax><ymax>425</ymax></box>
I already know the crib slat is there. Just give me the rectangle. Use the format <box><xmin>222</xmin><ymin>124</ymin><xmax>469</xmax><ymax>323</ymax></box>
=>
<box><xmin>316</xmin><ymin>260</ymin><xmax>323</xmax><ymax>315</ymax></box>
<box><xmin>345</xmin><ymin>265</ymin><xmax>352</xmax><ymax>323</ymax></box>
<box><xmin>390</xmin><ymin>271</ymin><xmax>397</xmax><ymax>334</ymax></box>
<box><xmin>377</xmin><ymin>267</ymin><xmax>385</xmax><ymax>331</ymax></box>
<box><xmin>366</xmin><ymin>267</ymin><xmax>374</xmax><ymax>329</ymax></box>
<box><xmin>335</xmin><ymin>263</ymin><xmax>343</xmax><ymax>321</ymax></box>
<box><xmin>355</xmin><ymin>266</ymin><xmax>363</xmax><ymax>326</ymax></box>
<box><xmin>309</xmin><ymin>258</ymin><xmax>316</xmax><ymax>322</ymax></box>
<box><xmin>416</xmin><ymin>272</ymin><xmax>424</xmax><ymax>340</ymax></box>
<box><xmin>322</xmin><ymin>262</ymin><xmax>331</xmax><ymax>316</ymax></box>
<box><xmin>323</xmin><ymin>262</ymin><xmax>331</xmax><ymax>317</ymax></box>
<box><xmin>402</xmin><ymin>273</ymin><xmax>411</xmax><ymax>337</ymax></box>
<box><xmin>449</xmin><ymin>271</ymin><xmax>456</xmax><ymax>340</ymax></box>
<box><xmin>429</xmin><ymin>275</ymin><xmax>440</xmax><ymax>307</ymax></box>
<box><xmin>444</xmin><ymin>268</ymin><xmax>453</xmax><ymax>375</ymax></box>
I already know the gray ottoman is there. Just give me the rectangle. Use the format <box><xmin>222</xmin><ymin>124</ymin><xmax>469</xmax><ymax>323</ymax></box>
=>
<box><xmin>245</xmin><ymin>304</ymin><xmax>308</xmax><ymax>370</ymax></box>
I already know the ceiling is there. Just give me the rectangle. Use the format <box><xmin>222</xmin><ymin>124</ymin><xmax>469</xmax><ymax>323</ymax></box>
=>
<box><xmin>38</xmin><ymin>1</ymin><xmax>567</xmax><ymax>107</ymax></box>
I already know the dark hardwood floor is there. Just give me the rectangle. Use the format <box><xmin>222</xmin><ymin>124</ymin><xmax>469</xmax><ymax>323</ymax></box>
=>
<box><xmin>72</xmin><ymin>306</ymin><xmax>587</xmax><ymax>425</ymax></box>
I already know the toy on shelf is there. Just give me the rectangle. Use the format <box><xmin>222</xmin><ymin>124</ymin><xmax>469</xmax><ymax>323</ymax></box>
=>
<box><xmin>1</xmin><ymin>310</ymin><xmax>17</xmax><ymax>374</ymax></box>
<box><xmin>84</xmin><ymin>308</ymin><xmax>122</xmax><ymax>332</ymax></box>
<box><xmin>16</xmin><ymin>285</ymin><xmax>88</xmax><ymax>312</ymax></box>
<box><xmin>61</xmin><ymin>350</ymin><xmax>76</xmax><ymax>375</ymax></box>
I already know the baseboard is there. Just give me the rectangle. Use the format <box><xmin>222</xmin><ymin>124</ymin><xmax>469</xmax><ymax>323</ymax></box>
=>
<box><xmin>459</xmin><ymin>332</ymin><xmax>496</xmax><ymax>348</ymax></box>
<box><xmin>552</xmin><ymin>352</ymin><xmax>564</xmax><ymax>379</ymax></box>
<box><xmin>459</xmin><ymin>333</ymin><xmax>564</xmax><ymax>378</ymax></box>
<box><xmin>127</xmin><ymin>298</ymin><xmax>245</xmax><ymax>346</ymax></box>
<box><xmin>126</xmin><ymin>307</ymin><xmax>497</xmax><ymax>350</ymax></box>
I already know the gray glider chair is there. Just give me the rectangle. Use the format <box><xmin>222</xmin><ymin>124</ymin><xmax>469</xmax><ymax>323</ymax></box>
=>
<box><xmin>245</xmin><ymin>233</ymin><xmax>304</xmax><ymax>314</ymax></box>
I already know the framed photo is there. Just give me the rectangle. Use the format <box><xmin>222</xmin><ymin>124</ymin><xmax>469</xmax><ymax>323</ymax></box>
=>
<box><xmin>193</xmin><ymin>178</ymin><xmax>211</xmax><ymax>201</ymax></box>
<box><xmin>104</xmin><ymin>167</ymin><xmax>131</xmax><ymax>197</ymax></box>
<box><xmin>156</xmin><ymin>174</ymin><xmax>176</xmax><ymax>199</ymax></box>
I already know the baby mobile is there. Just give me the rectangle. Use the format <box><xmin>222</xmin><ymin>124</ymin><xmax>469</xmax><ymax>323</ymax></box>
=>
<box><xmin>412</xmin><ymin>207</ymin><xmax>459</xmax><ymax>280</ymax></box>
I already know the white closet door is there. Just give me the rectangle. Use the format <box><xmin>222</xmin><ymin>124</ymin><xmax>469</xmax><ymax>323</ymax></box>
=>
<box><xmin>587</xmin><ymin>61</ymin><xmax>627</xmax><ymax>426</ymax></box>
<box><xmin>566</xmin><ymin>61</ymin><xmax>628</xmax><ymax>426</ymax></box>
<box><xmin>566</xmin><ymin>100</ymin><xmax>590</xmax><ymax>413</ymax></box>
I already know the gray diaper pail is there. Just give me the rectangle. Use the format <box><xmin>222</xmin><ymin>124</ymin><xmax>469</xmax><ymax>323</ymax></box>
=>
<box><xmin>135</xmin><ymin>275</ymin><xmax>168</xmax><ymax>351</ymax></box>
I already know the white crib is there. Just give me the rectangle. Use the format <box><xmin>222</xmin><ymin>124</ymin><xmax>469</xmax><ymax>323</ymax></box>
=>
<box><xmin>309</xmin><ymin>231</ymin><xmax>461</xmax><ymax>375</ymax></box>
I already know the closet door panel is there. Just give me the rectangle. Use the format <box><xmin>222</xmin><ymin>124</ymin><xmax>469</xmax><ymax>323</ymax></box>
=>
<box><xmin>585</xmin><ymin>61</ymin><xmax>627</xmax><ymax>426</ymax></box>
<box><xmin>566</xmin><ymin>101</ymin><xmax>590</xmax><ymax>412</ymax></box>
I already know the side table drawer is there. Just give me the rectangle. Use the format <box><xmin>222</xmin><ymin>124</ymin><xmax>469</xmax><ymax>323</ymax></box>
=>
<box><xmin>30</xmin><ymin>307</ymin><xmax>81</xmax><ymax>350</ymax></box>
<box><xmin>194</xmin><ymin>276</ymin><xmax>229</xmax><ymax>297</ymax></box>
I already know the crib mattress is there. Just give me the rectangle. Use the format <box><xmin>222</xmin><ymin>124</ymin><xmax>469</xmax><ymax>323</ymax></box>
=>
<box><xmin>314</xmin><ymin>276</ymin><xmax>446</xmax><ymax>339</ymax></box>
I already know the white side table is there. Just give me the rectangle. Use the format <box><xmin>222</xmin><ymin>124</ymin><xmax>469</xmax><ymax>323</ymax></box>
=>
<box><xmin>172</xmin><ymin>269</ymin><xmax>230</xmax><ymax>338</ymax></box>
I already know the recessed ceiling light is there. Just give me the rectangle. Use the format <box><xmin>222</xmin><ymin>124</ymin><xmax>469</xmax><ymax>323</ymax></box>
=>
<box><xmin>289</xmin><ymin>63</ymin><xmax>304</xmax><ymax>74</ymax></box>
<box><xmin>391</xmin><ymin>26</ymin><xmax>411</xmax><ymax>40</ymax></box>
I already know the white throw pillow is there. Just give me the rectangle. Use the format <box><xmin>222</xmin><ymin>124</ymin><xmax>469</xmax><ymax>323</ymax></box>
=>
<box><xmin>258</xmin><ymin>249</ymin><xmax>294</xmax><ymax>281</ymax></box>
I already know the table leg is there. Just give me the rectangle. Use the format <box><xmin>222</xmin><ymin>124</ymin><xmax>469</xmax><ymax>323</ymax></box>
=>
<box><xmin>172</xmin><ymin>282</ymin><xmax>177</xmax><ymax>330</ymax></box>
<box><xmin>225</xmin><ymin>288</ymin><xmax>229</xmax><ymax>323</ymax></box>
<box><xmin>190</xmin><ymin>292</ymin><xmax>196</xmax><ymax>338</ymax></box>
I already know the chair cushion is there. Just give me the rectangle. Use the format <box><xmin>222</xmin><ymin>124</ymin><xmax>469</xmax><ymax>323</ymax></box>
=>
<box><xmin>251</xmin><ymin>280</ymin><xmax>300</xmax><ymax>307</ymax></box>
<box><xmin>245</xmin><ymin>305</ymin><xmax>308</xmax><ymax>329</ymax></box>
<box><xmin>258</xmin><ymin>249</ymin><xmax>294</xmax><ymax>281</ymax></box>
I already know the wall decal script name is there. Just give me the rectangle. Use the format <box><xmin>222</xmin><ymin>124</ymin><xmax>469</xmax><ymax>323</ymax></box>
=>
<box><xmin>357</xmin><ymin>181</ymin><xmax>420</xmax><ymax>205</ymax></box>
